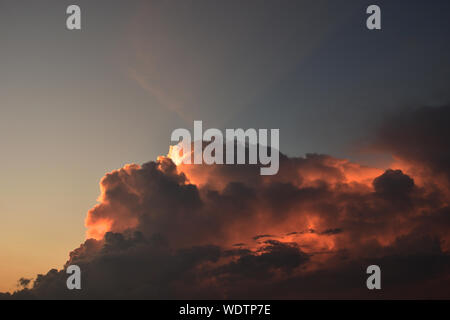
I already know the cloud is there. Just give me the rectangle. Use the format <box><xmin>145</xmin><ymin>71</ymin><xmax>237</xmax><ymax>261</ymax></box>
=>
<box><xmin>320</xmin><ymin>228</ymin><xmax>343</xmax><ymax>235</ymax></box>
<box><xmin>373</xmin><ymin>105</ymin><xmax>450</xmax><ymax>188</ymax></box>
<box><xmin>2</xmin><ymin>105</ymin><xmax>450</xmax><ymax>299</ymax></box>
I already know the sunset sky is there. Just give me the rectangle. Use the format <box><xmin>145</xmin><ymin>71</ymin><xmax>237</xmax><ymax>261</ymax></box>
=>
<box><xmin>1</xmin><ymin>0</ymin><xmax>450</xmax><ymax>297</ymax></box>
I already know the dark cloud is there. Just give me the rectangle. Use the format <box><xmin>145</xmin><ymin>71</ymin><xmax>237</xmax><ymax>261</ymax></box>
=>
<box><xmin>374</xmin><ymin>105</ymin><xmax>450</xmax><ymax>183</ymax></box>
<box><xmin>216</xmin><ymin>241</ymin><xmax>310</xmax><ymax>280</ymax></box>
<box><xmin>320</xmin><ymin>228</ymin><xmax>343</xmax><ymax>235</ymax></box>
<box><xmin>253</xmin><ymin>235</ymin><xmax>275</xmax><ymax>241</ymax></box>
<box><xmin>17</xmin><ymin>278</ymin><xmax>32</xmax><ymax>289</ymax></box>
<box><xmin>373</xmin><ymin>169</ymin><xmax>414</xmax><ymax>196</ymax></box>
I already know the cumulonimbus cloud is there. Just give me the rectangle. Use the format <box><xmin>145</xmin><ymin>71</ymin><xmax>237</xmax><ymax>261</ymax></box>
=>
<box><xmin>2</xmin><ymin>106</ymin><xmax>450</xmax><ymax>299</ymax></box>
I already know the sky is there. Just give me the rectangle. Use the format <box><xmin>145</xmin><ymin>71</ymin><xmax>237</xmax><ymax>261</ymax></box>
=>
<box><xmin>0</xmin><ymin>0</ymin><xmax>450</xmax><ymax>297</ymax></box>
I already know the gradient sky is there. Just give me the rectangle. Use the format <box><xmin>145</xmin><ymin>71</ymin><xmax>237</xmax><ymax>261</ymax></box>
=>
<box><xmin>1</xmin><ymin>0</ymin><xmax>450</xmax><ymax>292</ymax></box>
